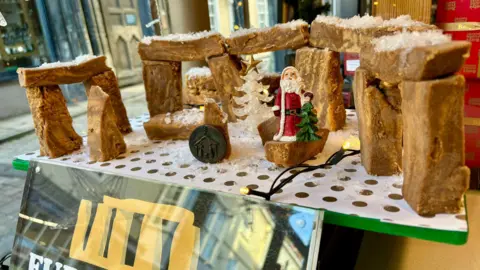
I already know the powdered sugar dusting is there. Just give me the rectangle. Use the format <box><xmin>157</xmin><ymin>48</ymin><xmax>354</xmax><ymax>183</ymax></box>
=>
<box><xmin>141</xmin><ymin>31</ymin><xmax>220</xmax><ymax>44</ymax></box>
<box><xmin>382</xmin><ymin>15</ymin><xmax>430</xmax><ymax>27</ymax></box>
<box><xmin>38</xmin><ymin>55</ymin><xmax>98</xmax><ymax>69</ymax></box>
<box><xmin>372</xmin><ymin>30</ymin><xmax>450</xmax><ymax>52</ymax></box>
<box><xmin>229</xmin><ymin>19</ymin><xmax>307</xmax><ymax>38</ymax></box>
<box><xmin>164</xmin><ymin>108</ymin><xmax>203</xmax><ymax>125</ymax></box>
<box><xmin>315</xmin><ymin>14</ymin><xmax>382</xmax><ymax>29</ymax></box>
<box><xmin>315</xmin><ymin>14</ymin><xmax>430</xmax><ymax>29</ymax></box>
<box><xmin>186</xmin><ymin>67</ymin><xmax>212</xmax><ymax>78</ymax></box>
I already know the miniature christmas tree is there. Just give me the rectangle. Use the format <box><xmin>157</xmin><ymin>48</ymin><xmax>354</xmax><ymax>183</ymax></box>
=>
<box><xmin>233</xmin><ymin>58</ymin><xmax>274</xmax><ymax>134</ymax></box>
<box><xmin>296</xmin><ymin>101</ymin><xmax>321</xmax><ymax>142</ymax></box>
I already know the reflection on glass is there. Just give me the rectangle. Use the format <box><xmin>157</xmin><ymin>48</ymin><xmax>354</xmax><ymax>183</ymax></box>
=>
<box><xmin>11</xmin><ymin>162</ymin><xmax>321</xmax><ymax>269</ymax></box>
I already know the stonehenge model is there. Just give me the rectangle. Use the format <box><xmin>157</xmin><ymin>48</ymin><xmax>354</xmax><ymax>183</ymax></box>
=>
<box><xmin>18</xmin><ymin>55</ymin><xmax>131</xmax><ymax>160</ymax></box>
<box><xmin>18</xmin><ymin>14</ymin><xmax>471</xmax><ymax>215</ymax></box>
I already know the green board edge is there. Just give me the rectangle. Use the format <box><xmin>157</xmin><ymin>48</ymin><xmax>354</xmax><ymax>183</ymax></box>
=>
<box><xmin>13</xmin><ymin>158</ymin><xmax>29</xmax><ymax>172</ymax></box>
<box><xmin>12</xmin><ymin>158</ymin><xmax>468</xmax><ymax>245</ymax></box>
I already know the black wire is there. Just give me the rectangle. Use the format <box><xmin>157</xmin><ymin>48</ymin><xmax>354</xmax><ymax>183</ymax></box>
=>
<box><xmin>264</xmin><ymin>149</ymin><xmax>360</xmax><ymax>200</ymax></box>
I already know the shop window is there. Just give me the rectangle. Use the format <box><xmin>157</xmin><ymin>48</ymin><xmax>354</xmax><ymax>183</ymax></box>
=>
<box><xmin>0</xmin><ymin>0</ymin><xmax>47</xmax><ymax>80</ymax></box>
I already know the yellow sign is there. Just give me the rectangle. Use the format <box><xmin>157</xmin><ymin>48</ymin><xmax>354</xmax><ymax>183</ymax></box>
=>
<box><xmin>70</xmin><ymin>196</ymin><xmax>200</xmax><ymax>269</ymax></box>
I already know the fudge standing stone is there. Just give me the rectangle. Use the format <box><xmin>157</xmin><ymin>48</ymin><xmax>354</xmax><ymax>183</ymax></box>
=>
<box><xmin>142</xmin><ymin>60</ymin><xmax>182</xmax><ymax>117</ymax></box>
<box><xmin>26</xmin><ymin>85</ymin><xmax>82</xmax><ymax>158</ymax></box>
<box><xmin>401</xmin><ymin>75</ymin><xmax>470</xmax><ymax>215</ymax></box>
<box><xmin>353</xmin><ymin>68</ymin><xmax>402</xmax><ymax>176</ymax></box>
<box><xmin>204</xmin><ymin>100</ymin><xmax>231</xmax><ymax>159</ymax></box>
<box><xmin>85</xmin><ymin>70</ymin><xmax>132</xmax><ymax>133</ymax></box>
<box><xmin>296</xmin><ymin>47</ymin><xmax>346</xmax><ymax>131</ymax></box>
<box><xmin>207</xmin><ymin>54</ymin><xmax>244</xmax><ymax>122</ymax></box>
<box><xmin>87</xmin><ymin>86</ymin><xmax>126</xmax><ymax>162</ymax></box>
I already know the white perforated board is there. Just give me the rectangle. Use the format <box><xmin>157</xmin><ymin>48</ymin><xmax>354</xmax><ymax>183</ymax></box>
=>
<box><xmin>16</xmin><ymin>109</ymin><xmax>467</xmax><ymax>233</ymax></box>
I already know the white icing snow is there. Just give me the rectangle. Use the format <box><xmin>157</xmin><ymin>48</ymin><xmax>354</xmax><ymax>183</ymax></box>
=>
<box><xmin>372</xmin><ymin>30</ymin><xmax>450</xmax><ymax>52</ymax></box>
<box><xmin>382</xmin><ymin>15</ymin><xmax>430</xmax><ymax>27</ymax></box>
<box><xmin>38</xmin><ymin>54</ymin><xmax>98</xmax><ymax>69</ymax></box>
<box><xmin>141</xmin><ymin>30</ymin><xmax>219</xmax><ymax>44</ymax></box>
<box><xmin>315</xmin><ymin>14</ymin><xmax>383</xmax><ymax>29</ymax></box>
<box><xmin>163</xmin><ymin>108</ymin><xmax>203</xmax><ymax>125</ymax></box>
<box><xmin>315</xmin><ymin>14</ymin><xmax>430</xmax><ymax>29</ymax></box>
<box><xmin>229</xmin><ymin>19</ymin><xmax>308</xmax><ymax>38</ymax></box>
<box><xmin>186</xmin><ymin>67</ymin><xmax>212</xmax><ymax>78</ymax></box>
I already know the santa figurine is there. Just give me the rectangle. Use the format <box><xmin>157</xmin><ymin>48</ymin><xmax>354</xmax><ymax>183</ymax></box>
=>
<box><xmin>272</xmin><ymin>66</ymin><xmax>313</xmax><ymax>142</ymax></box>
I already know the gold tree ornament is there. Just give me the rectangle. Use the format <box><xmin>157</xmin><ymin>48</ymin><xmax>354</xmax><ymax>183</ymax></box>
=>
<box><xmin>241</xmin><ymin>55</ymin><xmax>263</xmax><ymax>76</ymax></box>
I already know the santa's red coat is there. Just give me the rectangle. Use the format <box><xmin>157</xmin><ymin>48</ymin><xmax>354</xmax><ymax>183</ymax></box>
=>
<box><xmin>273</xmin><ymin>88</ymin><xmax>302</xmax><ymax>137</ymax></box>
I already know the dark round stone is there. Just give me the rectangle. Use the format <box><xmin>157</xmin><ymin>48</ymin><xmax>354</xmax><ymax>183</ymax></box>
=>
<box><xmin>189</xmin><ymin>125</ymin><xmax>227</xmax><ymax>164</ymax></box>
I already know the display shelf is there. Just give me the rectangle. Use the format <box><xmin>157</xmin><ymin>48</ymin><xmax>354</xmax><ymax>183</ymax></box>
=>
<box><xmin>12</xmin><ymin>110</ymin><xmax>469</xmax><ymax>245</ymax></box>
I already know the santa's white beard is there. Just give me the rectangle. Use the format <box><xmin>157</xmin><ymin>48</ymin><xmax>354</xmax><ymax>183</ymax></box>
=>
<box><xmin>280</xmin><ymin>79</ymin><xmax>301</xmax><ymax>94</ymax></box>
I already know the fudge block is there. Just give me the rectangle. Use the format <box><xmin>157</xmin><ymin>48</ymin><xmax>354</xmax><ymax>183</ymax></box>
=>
<box><xmin>401</xmin><ymin>75</ymin><xmax>470</xmax><ymax>215</ymax></box>
<box><xmin>353</xmin><ymin>68</ymin><xmax>402</xmax><ymax>176</ymax></box>
<box><xmin>18</xmin><ymin>55</ymin><xmax>110</xmax><ymax>87</ymax></box>
<box><xmin>225</xmin><ymin>20</ymin><xmax>309</xmax><ymax>55</ymax></box>
<box><xmin>87</xmin><ymin>86</ymin><xmax>126</xmax><ymax>162</ymax></box>
<box><xmin>184</xmin><ymin>67</ymin><xmax>219</xmax><ymax>105</ymax></box>
<box><xmin>295</xmin><ymin>47</ymin><xmax>346</xmax><ymax>131</ymax></box>
<box><xmin>361</xmin><ymin>40</ymin><xmax>471</xmax><ymax>84</ymax></box>
<box><xmin>265</xmin><ymin>129</ymin><xmax>329</xmax><ymax>167</ymax></box>
<box><xmin>143</xmin><ymin>60</ymin><xmax>182</xmax><ymax>117</ymax></box>
<box><xmin>309</xmin><ymin>15</ymin><xmax>437</xmax><ymax>53</ymax></box>
<box><xmin>26</xmin><ymin>85</ymin><xmax>82</xmax><ymax>158</ymax></box>
<box><xmin>143</xmin><ymin>109</ymin><xmax>204</xmax><ymax>140</ymax></box>
<box><xmin>204</xmin><ymin>100</ymin><xmax>231</xmax><ymax>159</ymax></box>
<box><xmin>138</xmin><ymin>32</ymin><xmax>225</xmax><ymax>61</ymax></box>
<box><xmin>207</xmin><ymin>54</ymin><xmax>244</xmax><ymax>122</ymax></box>
<box><xmin>85</xmin><ymin>70</ymin><xmax>132</xmax><ymax>133</ymax></box>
